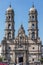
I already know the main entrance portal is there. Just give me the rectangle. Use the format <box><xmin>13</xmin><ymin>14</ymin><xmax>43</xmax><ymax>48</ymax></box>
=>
<box><xmin>18</xmin><ymin>57</ymin><xmax>23</xmax><ymax>63</ymax></box>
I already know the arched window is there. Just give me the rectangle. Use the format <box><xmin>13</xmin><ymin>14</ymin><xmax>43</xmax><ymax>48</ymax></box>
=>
<box><xmin>32</xmin><ymin>58</ymin><xmax>34</xmax><ymax>61</ymax></box>
<box><xmin>30</xmin><ymin>15</ymin><xmax>31</xmax><ymax>19</ymax></box>
<box><xmin>9</xmin><ymin>16</ymin><xmax>11</xmax><ymax>21</ymax></box>
<box><xmin>8</xmin><ymin>24</ymin><xmax>11</xmax><ymax>29</ymax></box>
<box><xmin>32</xmin><ymin>24</ymin><xmax>35</xmax><ymax>29</ymax></box>
<box><xmin>19</xmin><ymin>35</ymin><xmax>22</xmax><ymax>40</ymax></box>
<box><xmin>29</xmin><ymin>15</ymin><xmax>32</xmax><ymax>21</ymax></box>
<box><xmin>32</xmin><ymin>15</ymin><xmax>35</xmax><ymax>21</ymax></box>
<box><xmin>6</xmin><ymin>16</ymin><xmax>8</xmax><ymax>20</ymax></box>
<box><xmin>8</xmin><ymin>32</ymin><xmax>11</xmax><ymax>39</ymax></box>
<box><xmin>9</xmin><ymin>16</ymin><xmax>10</xmax><ymax>19</ymax></box>
<box><xmin>9</xmin><ymin>47</ymin><xmax>11</xmax><ymax>49</ymax></box>
<box><xmin>32</xmin><ymin>32</ymin><xmax>35</xmax><ymax>39</ymax></box>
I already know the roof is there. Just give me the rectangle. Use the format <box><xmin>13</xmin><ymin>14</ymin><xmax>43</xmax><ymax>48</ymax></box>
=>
<box><xmin>29</xmin><ymin>4</ymin><xmax>37</xmax><ymax>14</ymax></box>
<box><xmin>6</xmin><ymin>5</ymin><xmax>14</xmax><ymax>12</ymax></box>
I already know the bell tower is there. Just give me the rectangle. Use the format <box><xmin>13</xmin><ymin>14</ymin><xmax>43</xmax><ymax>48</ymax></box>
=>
<box><xmin>28</xmin><ymin>4</ymin><xmax>38</xmax><ymax>40</ymax></box>
<box><xmin>5</xmin><ymin>5</ymin><xmax>15</xmax><ymax>40</ymax></box>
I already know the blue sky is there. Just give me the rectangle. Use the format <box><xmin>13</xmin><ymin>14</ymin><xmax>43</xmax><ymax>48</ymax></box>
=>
<box><xmin>0</xmin><ymin>0</ymin><xmax>43</xmax><ymax>44</ymax></box>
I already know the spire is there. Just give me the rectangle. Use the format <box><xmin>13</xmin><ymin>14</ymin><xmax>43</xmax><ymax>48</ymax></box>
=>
<box><xmin>32</xmin><ymin>2</ymin><xmax>34</xmax><ymax>8</ymax></box>
<box><xmin>18</xmin><ymin>24</ymin><xmax>25</xmax><ymax>34</ymax></box>
<box><xmin>21</xmin><ymin>24</ymin><xmax>23</xmax><ymax>29</ymax></box>
<box><xmin>9</xmin><ymin>4</ymin><xmax>11</xmax><ymax>7</ymax></box>
<box><xmin>9</xmin><ymin>0</ymin><xmax>11</xmax><ymax>7</ymax></box>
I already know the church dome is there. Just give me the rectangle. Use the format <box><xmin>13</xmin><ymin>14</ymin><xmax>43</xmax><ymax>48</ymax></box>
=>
<box><xmin>29</xmin><ymin>4</ymin><xmax>37</xmax><ymax>14</ymax></box>
<box><xmin>6</xmin><ymin>5</ymin><xmax>14</xmax><ymax>13</ymax></box>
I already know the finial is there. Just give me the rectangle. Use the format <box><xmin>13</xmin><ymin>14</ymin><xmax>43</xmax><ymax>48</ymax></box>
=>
<box><xmin>9</xmin><ymin>0</ymin><xmax>11</xmax><ymax>7</ymax></box>
<box><xmin>9</xmin><ymin>4</ymin><xmax>11</xmax><ymax>7</ymax></box>
<box><xmin>32</xmin><ymin>2</ymin><xmax>34</xmax><ymax>8</ymax></box>
<box><xmin>20</xmin><ymin>21</ymin><xmax>23</xmax><ymax>28</ymax></box>
<box><xmin>21</xmin><ymin>24</ymin><xmax>23</xmax><ymax>28</ymax></box>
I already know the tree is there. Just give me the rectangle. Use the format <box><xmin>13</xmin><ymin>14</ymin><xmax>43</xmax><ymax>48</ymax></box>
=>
<box><xmin>0</xmin><ymin>56</ymin><xmax>3</xmax><ymax>62</ymax></box>
<box><xmin>40</xmin><ymin>58</ymin><xmax>43</xmax><ymax>64</ymax></box>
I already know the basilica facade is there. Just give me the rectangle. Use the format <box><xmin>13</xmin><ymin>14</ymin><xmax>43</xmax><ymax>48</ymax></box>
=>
<box><xmin>1</xmin><ymin>4</ymin><xmax>42</xmax><ymax>65</ymax></box>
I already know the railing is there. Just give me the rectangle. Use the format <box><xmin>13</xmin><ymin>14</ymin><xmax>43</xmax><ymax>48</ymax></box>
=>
<box><xmin>16</xmin><ymin>62</ymin><xmax>28</xmax><ymax>65</ymax></box>
<box><xmin>29</xmin><ymin>51</ymin><xmax>41</xmax><ymax>54</ymax></box>
<box><xmin>14</xmin><ymin>47</ymin><xmax>28</xmax><ymax>51</ymax></box>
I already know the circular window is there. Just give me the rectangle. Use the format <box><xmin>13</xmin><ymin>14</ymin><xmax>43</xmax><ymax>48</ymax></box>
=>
<box><xmin>33</xmin><ymin>47</ymin><xmax>35</xmax><ymax>49</ymax></box>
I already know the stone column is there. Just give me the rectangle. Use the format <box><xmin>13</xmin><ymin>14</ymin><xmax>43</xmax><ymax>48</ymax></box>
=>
<box><xmin>24</xmin><ymin>51</ymin><xmax>27</xmax><ymax>64</ymax></box>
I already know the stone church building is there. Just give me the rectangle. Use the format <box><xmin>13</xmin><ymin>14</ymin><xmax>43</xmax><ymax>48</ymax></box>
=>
<box><xmin>1</xmin><ymin>4</ymin><xmax>42</xmax><ymax>65</ymax></box>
